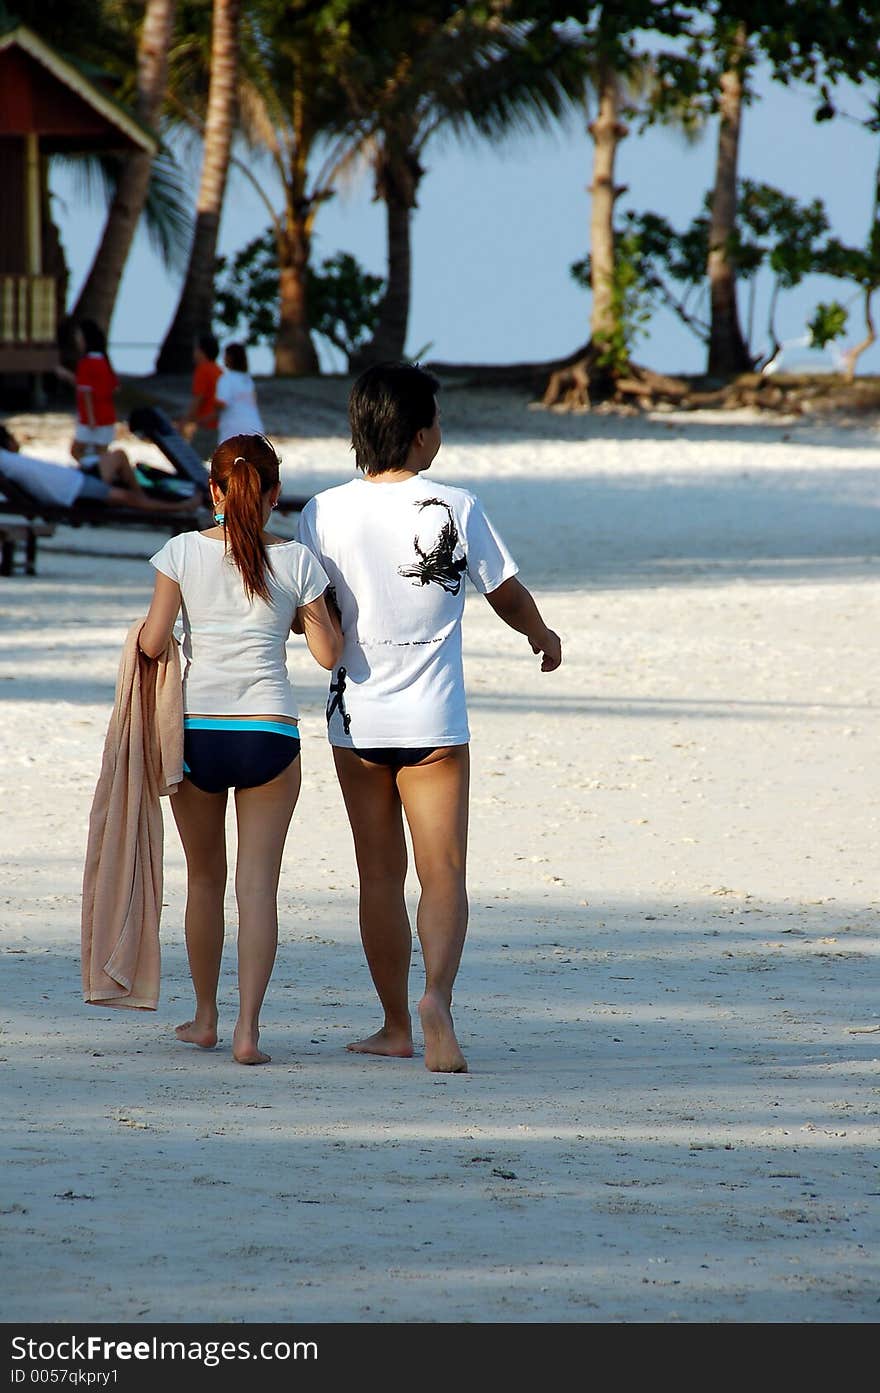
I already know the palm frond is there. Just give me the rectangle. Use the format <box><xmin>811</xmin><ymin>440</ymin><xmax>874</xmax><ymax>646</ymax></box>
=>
<box><xmin>50</xmin><ymin>144</ymin><xmax>193</xmax><ymax>272</ymax></box>
<box><xmin>142</xmin><ymin>146</ymin><xmax>194</xmax><ymax>271</ymax></box>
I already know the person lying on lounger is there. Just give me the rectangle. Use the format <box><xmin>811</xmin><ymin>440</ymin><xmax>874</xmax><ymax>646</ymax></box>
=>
<box><xmin>0</xmin><ymin>426</ymin><xmax>202</xmax><ymax>515</ymax></box>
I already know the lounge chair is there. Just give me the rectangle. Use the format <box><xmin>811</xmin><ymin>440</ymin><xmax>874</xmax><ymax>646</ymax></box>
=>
<box><xmin>128</xmin><ymin>405</ymin><xmax>310</xmax><ymax>515</ymax></box>
<box><xmin>0</xmin><ymin>451</ymin><xmax>209</xmax><ymax>575</ymax></box>
<box><xmin>0</xmin><ymin>518</ymin><xmax>55</xmax><ymax>576</ymax></box>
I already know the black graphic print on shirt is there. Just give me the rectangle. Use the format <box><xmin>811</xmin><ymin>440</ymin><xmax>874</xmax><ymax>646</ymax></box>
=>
<box><xmin>398</xmin><ymin>498</ymin><xmax>467</xmax><ymax>594</ymax></box>
<box><xmin>326</xmin><ymin>665</ymin><xmax>351</xmax><ymax>734</ymax></box>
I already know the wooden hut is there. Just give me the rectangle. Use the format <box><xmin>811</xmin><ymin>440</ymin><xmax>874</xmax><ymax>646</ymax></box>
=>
<box><xmin>0</xmin><ymin>22</ymin><xmax>155</xmax><ymax>382</ymax></box>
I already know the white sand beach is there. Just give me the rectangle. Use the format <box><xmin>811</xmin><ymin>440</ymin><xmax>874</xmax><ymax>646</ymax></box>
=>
<box><xmin>1</xmin><ymin>380</ymin><xmax>878</xmax><ymax>1324</ymax></box>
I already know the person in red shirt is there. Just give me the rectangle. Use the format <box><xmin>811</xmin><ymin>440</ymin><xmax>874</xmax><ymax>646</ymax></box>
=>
<box><xmin>56</xmin><ymin>319</ymin><xmax>119</xmax><ymax>466</ymax></box>
<box><xmin>175</xmin><ymin>332</ymin><xmax>223</xmax><ymax>449</ymax></box>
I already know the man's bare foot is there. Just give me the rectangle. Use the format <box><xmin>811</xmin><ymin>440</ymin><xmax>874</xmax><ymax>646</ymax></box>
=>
<box><xmin>175</xmin><ymin>1019</ymin><xmax>218</xmax><ymax>1049</ymax></box>
<box><xmin>346</xmin><ymin>1024</ymin><xmax>413</xmax><ymax>1057</ymax></box>
<box><xmin>418</xmin><ymin>992</ymin><xmax>468</xmax><ymax>1073</ymax></box>
<box><xmin>232</xmin><ymin>1024</ymin><xmax>270</xmax><ymax>1065</ymax></box>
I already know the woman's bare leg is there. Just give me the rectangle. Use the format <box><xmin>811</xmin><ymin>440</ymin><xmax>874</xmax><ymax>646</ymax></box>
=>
<box><xmin>169</xmin><ymin>778</ymin><xmax>229</xmax><ymax>1048</ymax></box>
<box><xmin>397</xmin><ymin>746</ymin><xmax>470</xmax><ymax>1073</ymax></box>
<box><xmin>232</xmin><ymin>758</ymin><xmax>302</xmax><ymax>1064</ymax></box>
<box><xmin>332</xmin><ymin>748</ymin><xmax>413</xmax><ymax>1056</ymax></box>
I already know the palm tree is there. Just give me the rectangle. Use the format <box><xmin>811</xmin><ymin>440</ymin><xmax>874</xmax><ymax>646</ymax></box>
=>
<box><xmin>156</xmin><ymin>0</ymin><xmax>241</xmax><ymax>373</ymax></box>
<box><xmin>702</xmin><ymin>1</ymin><xmax>880</xmax><ymax>379</ymax></box>
<box><xmin>71</xmin><ymin>0</ymin><xmax>178</xmax><ymax>334</ymax></box>
<box><xmin>586</xmin><ymin>54</ymin><xmax>626</xmax><ymax>372</ymax></box>
<box><xmin>345</xmin><ymin>5</ymin><xmax>584</xmax><ymax>368</ymax></box>
<box><xmin>705</xmin><ymin>17</ymin><xmax>752</xmax><ymax>376</ymax></box>
<box><xmin>216</xmin><ymin>1</ymin><xmax>372</xmax><ymax>376</ymax></box>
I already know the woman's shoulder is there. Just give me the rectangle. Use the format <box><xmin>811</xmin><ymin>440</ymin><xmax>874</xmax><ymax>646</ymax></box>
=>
<box><xmin>267</xmin><ymin>536</ymin><xmax>324</xmax><ymax>565</ymax></box>
<box><xmin>150</xmin><ymin>526</ymin><xmax>199</xmax><ymax>573</ymax></box>
<box><xmin>265</xmin><ymin>534</ymin><xmax>300</xmax><ymax>550</ymax></box>
<box><xmin>265</xmin><ymin>535</ymin><xmax>308</xmax><ymax>561</ymax></box>
<box><xmin>266</xmin><ymin>538</ymin><xmax>328</xmax><ymax>597</ymax></box>
<box><xmin>163</xmin><ymin>528</ymin><xmax>213</xmax><ymax>562</ymax></box>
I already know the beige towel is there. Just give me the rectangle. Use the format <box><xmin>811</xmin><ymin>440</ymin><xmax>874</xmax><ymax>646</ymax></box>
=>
<box><xmin>81</xmin><ymin>620</ymin><xmax>183</xmax><ymax>1009</ymax></box>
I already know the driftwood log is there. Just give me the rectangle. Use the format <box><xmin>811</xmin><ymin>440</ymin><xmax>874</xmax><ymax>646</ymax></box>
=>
<box><xmin>428</xmin><ymin>343</ymin><xmax>692</xmax><ymax>410</ymax></box>
<box><xmin>428</xmin><ymin>344</ymin><xmax>880</xmax><ymax>417</ymax></box>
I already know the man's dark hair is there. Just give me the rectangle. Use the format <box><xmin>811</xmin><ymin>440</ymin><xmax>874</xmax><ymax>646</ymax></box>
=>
<box><xmin>198</xmin><ymin>331</ymin><xmax>220</xmax><ymax>361</ymax></box>
<box><xmin>349</xmin><ymin>362</ymin><xmax>439</xmax><ymax>474</ymax></box>
<box><xmin>224</xmin><ymin>341</ymin><xmax>249</xmax><ymax>373</ymax></box>
<box><xmin>78</xmin><ymin>318</ymin><xmax>108</xmax><ymax>356</ymax></box>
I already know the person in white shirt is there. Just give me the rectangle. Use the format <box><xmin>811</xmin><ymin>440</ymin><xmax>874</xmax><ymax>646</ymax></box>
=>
<box><xmin>215</xmin><ymin>342</ymin><xmax>265</xmax><ymax>443</ymax></box>
<box><xmin>298</xmin><ymin>363</ymin><xmax>562</xmax><ymax>1073</ymax></box>
<box><xmin>139</xmin><ymin>433</ymin><xmax>342</xmax><ymax>1065</ymax></box>
<box><xmin>0</xmin><ymin>426</ymin><xmax>199</xmax><ymax>515</ymax></box>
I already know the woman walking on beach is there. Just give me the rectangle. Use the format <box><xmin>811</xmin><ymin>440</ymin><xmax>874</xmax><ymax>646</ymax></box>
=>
<box><xmin>215</xmin><ymin>342</ymin><xmax>265</xmax><ymax>443</ymax></box>
<box><xmin>298</xmin><ymin>363</ymin><xmax>562</xmax><ymax>1073</ymax></box>
<box><xmin>139</xmin><ymin>434</ymin><xmax>342</xmax><ymax>1063</ymax></box>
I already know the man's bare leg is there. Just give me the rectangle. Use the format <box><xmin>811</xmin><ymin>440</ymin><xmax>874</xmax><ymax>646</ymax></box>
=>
<box><xmin>333</xmin><ymin>748</ymin><xmax>413</xmax><ymax>1056</ymax></box>
<box><xmin>170</xmin><ymin>778</ymin><xmax>229</xmax><ymax>1048</ymax></box>
<box><xmin>398</xmin><ymin>747</ymin><xmax>470</xmax><ymax>1073</ymax></box>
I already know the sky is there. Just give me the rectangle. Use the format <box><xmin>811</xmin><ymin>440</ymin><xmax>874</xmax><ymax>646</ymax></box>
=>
<box><xmin>49</xmin><ymin>60</ymin><xmax>880</xmax><ymax>380</ymax></box>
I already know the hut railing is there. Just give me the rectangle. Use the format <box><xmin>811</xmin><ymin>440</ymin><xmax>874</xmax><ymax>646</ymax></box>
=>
<box><xmin>0</xmin><ymin>274</ymin><xmax>56</xmax><ymax>346</ymax></box>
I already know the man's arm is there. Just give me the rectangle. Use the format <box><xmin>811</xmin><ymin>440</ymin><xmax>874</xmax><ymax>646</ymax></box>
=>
<box><xmin>484</xmin><ymin>576</ymin><xmax>562</xmax><ymax>671</ymax></box>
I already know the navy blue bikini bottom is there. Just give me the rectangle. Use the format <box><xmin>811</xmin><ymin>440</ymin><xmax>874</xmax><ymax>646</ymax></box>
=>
<box><xmin>183</xmin><ymin>718</ymin><xmax>301</xmax><ymax>793</ymax></box>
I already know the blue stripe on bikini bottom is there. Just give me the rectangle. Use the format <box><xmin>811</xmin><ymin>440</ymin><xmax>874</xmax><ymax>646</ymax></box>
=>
<box><xmin>183</xmin><ymin>717</ymin><xmax>301</xmax><ymax>738</ymax></box>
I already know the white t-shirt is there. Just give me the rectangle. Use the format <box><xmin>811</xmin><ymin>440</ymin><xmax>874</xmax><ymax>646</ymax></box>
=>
<box><xmin>215</xmin><ymin>370</ymin><xmax>265</xmax><ymax>441</ymax></box>
<box><xmin>297</xmin><ymin>474</ymin><xmax>518</xmax><ymax>747</ymax></box>
<box><xmin>150</xmin><ymin>530</ymin><xmax>329</xmax><ymax>718</ymax></box>
<box><xmin>0</xmin><ymin>448</ymin><xmax>84</xmax><ymax>508</ymax></box>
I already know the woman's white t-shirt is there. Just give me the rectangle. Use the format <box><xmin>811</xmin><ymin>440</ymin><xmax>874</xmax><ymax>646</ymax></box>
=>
<box><xmin>215</xmin><ymin>370</ymin><xmax>265</xmax><ymax>441</ymax></box>
<box><xmin>297</xmin><ymin>474</ymin><xmax>518</xmax><ymax>748</ymax></box>
<box><xmin>150</xmin><ymin>531</ymin><xmax>329</xmax><ymax>718</ymax></box>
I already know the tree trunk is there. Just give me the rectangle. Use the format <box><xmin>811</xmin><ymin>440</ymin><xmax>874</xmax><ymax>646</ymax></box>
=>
<box><xmin>840</xmin><ymin>289</ymin><xmax>876</xmax><ymax>383</ymax></box>
<box><xmin>351</xmin><ymin>130</ymin><xmax>422</xmax><ymax>369</ymax></box>
<box><xmin>588</xmin><ymin>61</ymin><xmax>627</xmax><ymax>366</ymax></box>
<box><xmin>707</xmin><ymin>24</ymin><xmax>752</xmax><ymax>378</ymax></box>
<box><xmin>275</xmin><ymin>223</ymin><xmax>320</xmax><ymax>376</ymax></box>
<box><xmin>156</xmin><ymin>0</ymin><xmax>239</xmax><ymax>373</ymax></box>
<box><xmin>72</xmin><ymin>0</ymin><xmax>176</xmax><ymax>335</ymax></box>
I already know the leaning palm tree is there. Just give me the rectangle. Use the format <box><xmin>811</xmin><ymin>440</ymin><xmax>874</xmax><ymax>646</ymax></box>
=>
<box><xmin>71</xmin><ymin>0</ymin><xmax>178</xmax><ymax>334</ymax></box>
<box><xmin>156</xmin><ymin>0</ymin><xmax>241</xmax><ymax>373</ymax></box>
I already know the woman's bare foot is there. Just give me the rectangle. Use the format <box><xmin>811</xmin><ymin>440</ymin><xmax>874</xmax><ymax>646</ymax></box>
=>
<box><xmin>232</xmin><ymin>1023</ymin><xmax>270</xmax><ymax>1065</ymax></box>
<box><xmin>346</xmin><ymin>1023</ymin><xmax>414</xmax><ymax>1058</ymax></box>
<box><xmin>175</xmin><ymin>1018</ymin><xmax>218</xmax><ymax>1049</ymax></box>
<box><xmin>418</xmin><ymin>992</ymin><xmax>467</xmax><ymax>1073</ymax></box>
